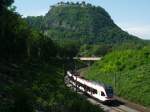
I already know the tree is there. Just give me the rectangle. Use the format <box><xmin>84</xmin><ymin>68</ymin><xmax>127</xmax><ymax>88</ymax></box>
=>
<box><xmin>76</xmin><ymin>2</ymin><xmax>79</xmax><ymax>5</ymax></box>
<box><xmin>81</xmin><ymin>1</ymin><xmax>86</xmax><ymax>6</ymax></box>
<box><xmin>87</xmin><ymin>3</ymin><xmax>92</xmax><ymax>7</ymax></box>
<box><xmin>0</xmin><ymin>0</ymin><xmax>14</xmax><ymax>9</ymax></box>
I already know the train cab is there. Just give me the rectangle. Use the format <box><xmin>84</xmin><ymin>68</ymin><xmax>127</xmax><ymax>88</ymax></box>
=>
<box><xmin>98</xmin><ymin>85</ymin><xmax>114</xmax><ymax>102</ymax></box>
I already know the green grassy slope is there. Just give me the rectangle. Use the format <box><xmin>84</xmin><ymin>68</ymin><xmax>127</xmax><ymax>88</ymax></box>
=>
<box><xmin>84</xmin><ymin>46</ymin><xmax>150</xmax><ymax>107</ymax></box>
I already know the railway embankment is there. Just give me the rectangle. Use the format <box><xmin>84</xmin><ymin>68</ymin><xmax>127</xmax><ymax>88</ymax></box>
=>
<box><xmin>79</xmin><ymin>48</ymin><xmax>150</xmax><ymax>110</ymax></box>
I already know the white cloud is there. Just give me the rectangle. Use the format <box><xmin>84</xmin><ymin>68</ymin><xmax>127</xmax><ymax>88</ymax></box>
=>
<box><xmin>20</xmin><ymin>10</ymin><xmax>48</xmax><ymax>17</ymax></box>
<box><xmin>117</xmin><ymin>23</ymin><xmax>150</xmax><ymax>40</ymax></box>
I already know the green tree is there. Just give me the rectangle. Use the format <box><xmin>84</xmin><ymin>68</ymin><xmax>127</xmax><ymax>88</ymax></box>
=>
<box><xmin>0</xmin><ymin>0</ymin><xmax>14</xmax><ymax>8</ymax></box>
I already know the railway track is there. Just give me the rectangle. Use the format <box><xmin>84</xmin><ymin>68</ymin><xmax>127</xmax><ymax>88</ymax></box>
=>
<box><xmin>82</xmin><ymin>90</ymin><xmax>139</xmax><ymax>112</ymax></box>
<box><xmin>65</xmin><ymin>78</ymin><xmax>139</xmax><ymax>112</ymax></box>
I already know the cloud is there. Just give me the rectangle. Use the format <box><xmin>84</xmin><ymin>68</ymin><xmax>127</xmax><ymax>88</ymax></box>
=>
<box><xmin>117</xmin><ymin>23</ymin><xmax>150</xmax><ymax>40</ymax></box>
<box><xmin>20</xmin><ymin>10</ymin><xmax>48</xmax><ymax>17</ymax></box>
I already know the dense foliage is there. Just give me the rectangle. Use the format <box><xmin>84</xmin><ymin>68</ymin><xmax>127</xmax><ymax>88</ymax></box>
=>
<box><xmin>84</xmin><ymin>46</ymin><xmax>150</xmax><ymax>107</ymax></box>
<box><xmin>25</xmin><ymin>16</ymin><xmax>44</xmax><ymax>31</ymax></box>
<box><xmin>0</xmin><ymin>1</ymin><xmax>103</xmax><ymax>112</ymax></box>
<box><xmin>0</xmin><ymin>60</ymin><xmax>103</xmax><ymax>112</ymax></box>
<box><xmin>0</xmin><ymin>7</ymin><xmax>57</xmax><ymax>62</ymax></box>
<box><xmin>0</xmin><ymin>0</ymin><xmax>14</xmax><ymax>8</ymax></box>
<box><xmin>78</xmin><ymin>44</ymin><xmax>112</xmax><ymax>56</ymax></box>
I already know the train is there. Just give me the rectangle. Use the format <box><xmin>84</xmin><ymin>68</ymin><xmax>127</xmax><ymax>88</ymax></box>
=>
<box><xmin>66</xmin><ymin>71</ymin><xmax>114</xmax><ymax>102</ymax></box>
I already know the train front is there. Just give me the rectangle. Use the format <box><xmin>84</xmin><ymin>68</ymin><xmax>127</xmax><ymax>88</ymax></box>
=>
<box><xmin>104</xmin><ymin>86</ymin><xmax>114</xmax><ymax>102</ymax></box>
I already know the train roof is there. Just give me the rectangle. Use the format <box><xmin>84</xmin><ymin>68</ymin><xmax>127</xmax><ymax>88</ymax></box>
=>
<box><xmin>68</xmin><ymin>71</ymin><xmax>113</xmax><ymax>90</ymax></box>
<box><xmin>76</xmin><ymin>75</ymin><xmax>112</xmax><ymax>88</ymax></box>
<box><xmin>89</xmin><ymin>80</ymin><xmax>112</xmax><ymax>89</ymax></box>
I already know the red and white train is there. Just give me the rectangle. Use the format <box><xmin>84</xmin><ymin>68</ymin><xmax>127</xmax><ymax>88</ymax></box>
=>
<box><xmin>66</xmin><ymin>71</ymin><xmax>114</xmax><ymax>102</ymax></box>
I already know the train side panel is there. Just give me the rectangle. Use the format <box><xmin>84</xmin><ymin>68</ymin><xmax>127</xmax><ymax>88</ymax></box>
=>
<box><xmin>66</xmin><ymin>71</ymin><xmax>114</xmax><ymax>102</ymax></box>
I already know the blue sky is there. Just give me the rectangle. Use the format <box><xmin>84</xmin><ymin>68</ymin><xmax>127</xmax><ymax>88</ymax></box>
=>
<box><xmin>14</xmin><ymin>0</ymin><xmax>150</xmax><ymax>39</ymax></box>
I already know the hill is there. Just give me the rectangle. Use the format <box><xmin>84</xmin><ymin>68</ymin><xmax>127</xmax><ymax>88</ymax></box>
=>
<box><xmin>25</xmin><ymin>2</ymin><xmax>144</xmax><ymax>56</ymax></box>
<box><xmin>83</xmin><ymin>46</ymin><xmax>150</xmax><ymax>107</ymax></box>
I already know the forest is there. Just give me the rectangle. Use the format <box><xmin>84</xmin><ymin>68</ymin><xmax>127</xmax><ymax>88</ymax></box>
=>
<box><xmin>0</xmin><ymin>1</ymin><xmax>103</xmax><ymax>112</ymax></box>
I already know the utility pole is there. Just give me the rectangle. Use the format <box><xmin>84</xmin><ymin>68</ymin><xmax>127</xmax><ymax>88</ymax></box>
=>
<box><xmin>76</xmin><ymin>75</ymin><xmax>77</xmax><ymax>93</ymax></box>
<box><xmin>114</xmin><ymin>72</ymin><xmax>116</xmax><ymax>92</ymax></box>
<box><xmin>74</xmin><ymin>59</ymin><xmax>78</xmax><ymax>93</ymax></box>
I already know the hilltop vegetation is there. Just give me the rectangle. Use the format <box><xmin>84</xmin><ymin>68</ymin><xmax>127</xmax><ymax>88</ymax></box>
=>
<box><xmin>25</xmin><ymin>1</ymin><xmax>144</xmax><ymax>57</ymax></box>
<box><xmin>84</xmin><ymin>46</ymin><xmax>150</xmax><ymax>107</ymax></box>
<box><xmin>0</xmin><ymin>1</ymin><xmax>103</xmax><ymax>112</ymax></box>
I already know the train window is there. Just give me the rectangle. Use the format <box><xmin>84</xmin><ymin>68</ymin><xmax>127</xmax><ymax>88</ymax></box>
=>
<box><xmin>105</xmin><ymin>87</ymin><xmax>113</xmax><ymax>97</ymax></box>
<box><xmin>101</xmin><ymin>91</ymin><xmax>105</xmax><ymax>96</ymax></box>
<box><xmin>87</xmin><ymin>87</ymin><xmax>91</xmax><ymax>92</ymax></box>
<box><xmin>92</xmin><ymin>89</ymin><xmax>97</xmax><ymax>94</ymax></box>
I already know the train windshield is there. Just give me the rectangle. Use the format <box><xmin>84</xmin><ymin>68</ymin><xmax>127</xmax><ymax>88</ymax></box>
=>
<box><xmin>105</xmin><ymin>87</ymin><xmax>113</xmax><ymax>97</ymax></box>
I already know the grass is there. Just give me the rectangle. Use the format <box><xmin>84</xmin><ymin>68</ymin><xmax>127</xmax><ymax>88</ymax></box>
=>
<box><xmin>83</xmin><ymin>47</ymin><xmax>150</xmax><ymax>107</ymax></box>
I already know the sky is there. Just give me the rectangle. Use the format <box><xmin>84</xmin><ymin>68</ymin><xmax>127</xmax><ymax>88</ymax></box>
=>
<box><xmin>14</xmin><ymin>0</ymin><xmax>150</xmax><ymax>40</ymax></box>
